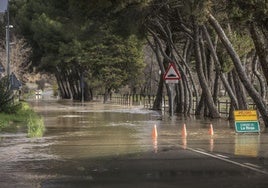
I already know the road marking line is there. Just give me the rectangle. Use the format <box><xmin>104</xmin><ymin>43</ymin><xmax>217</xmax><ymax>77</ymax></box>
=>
<box><xmin>215</xmin><ymin>154</ymin><xmax>229</xmax><ymax>158</ymax></box>
<box><xmin>196</xmin><ymin>148</ymin><xmax>206</xmax><ymax>152</ymax></box>
<box><xmin>185</xmin><ymin>147</ymin><xmax>268</xmax><ymax>175</ymax></box>
<box><xmin>244</xmin><ymin>163</ymin><xmax>262</xmax><ymax>169</ymax></box>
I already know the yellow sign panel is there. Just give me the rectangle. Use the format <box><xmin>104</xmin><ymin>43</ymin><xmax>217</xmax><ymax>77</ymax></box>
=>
<box><xmin>234</xmin><ymin>110</ymin><xmax>258</xmax><ymax>121</ymax></box>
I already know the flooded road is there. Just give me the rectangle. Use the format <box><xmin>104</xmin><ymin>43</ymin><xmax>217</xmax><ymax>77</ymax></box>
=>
<box><xmin>1</xmin><ymin>100</ymin><xmax>268</xmax><ymax>187</ymax></box>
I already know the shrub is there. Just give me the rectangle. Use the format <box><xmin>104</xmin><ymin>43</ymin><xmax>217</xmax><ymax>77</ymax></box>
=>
<box><xmin>19</xmin><ymin>102</ymin><xmax>45</xmax><ymax>137</ymax></box>
<box><xmin>0</xmin><ymin>76</ymin><xmax>21</xmax><ymax>113</ymax></box>
<box><xmin>27</xmin><ymin>114</ymin><xmax>45</xmax><ymax>137</ymax></box>
<box><xmin>0</xmin><ymin>101</ymin><xmax>45</xmax><ymax>137</ymax></box>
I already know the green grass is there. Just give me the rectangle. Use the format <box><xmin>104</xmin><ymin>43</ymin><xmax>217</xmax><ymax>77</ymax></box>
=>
<box><xmin>26</xmin><ymin>114</ymin><xmax>45</xmax><ymax>137</ymax></box>
<box><xmin>0</xmin><ymin>102</ymin><xmax>45</xmax><ymax>137</ymax></box>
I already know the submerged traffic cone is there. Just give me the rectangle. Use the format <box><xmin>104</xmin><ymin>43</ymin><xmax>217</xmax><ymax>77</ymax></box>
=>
<box><xmin>210</xmin><ymin>137</ymin><xmax>214</xmax><ymax>152</ymax></box>
<box><xmin>182</xmin><ymin>136</ymin><xmax>187</xmax><ymax>149</ymax></box>
<box><xmin>181</xmin><ymin>124</ymin><xmax>187</xmax><ymax>137</ymax></box>
<box><xmin>152</xmin><ymin>124</ymin><xmax>158</xmax><ymax>139</ymax></box>
<box><xmin>209</xmin><ymin>123</ymin><xmax>214</xmax><ymax>136</ymax></box>
<box><xmin>153</xmin><ymin>135</ymin><xmax>158</xmax><ymax>153</ymax></box>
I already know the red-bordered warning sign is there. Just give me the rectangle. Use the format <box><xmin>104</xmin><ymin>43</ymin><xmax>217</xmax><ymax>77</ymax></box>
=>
<box><xmin>163</xmin><ymin>63</ymin><xmax>181</xmax><ymax>83</ymax></box>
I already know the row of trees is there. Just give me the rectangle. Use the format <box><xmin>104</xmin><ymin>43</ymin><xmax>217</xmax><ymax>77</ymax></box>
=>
<box><xmin>143</xmin><ymin>0</ymin><xmax>268</xmax><ymax>127</ymax></box>
<box><xmin>5</xmin><ymin>0</ymin><xmax>268</xmax><ymax>126</ymax></box>
<box><xmin>10</xmin><ymin>0</ymin><xmax>145</xmax><ymax>101</ymax></box>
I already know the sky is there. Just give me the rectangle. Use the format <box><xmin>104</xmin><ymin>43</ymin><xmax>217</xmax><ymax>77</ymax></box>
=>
<box><xmin>0</xmin><ymin>0</ymin><xmax>8</xmax><ymax>13</ymax></box>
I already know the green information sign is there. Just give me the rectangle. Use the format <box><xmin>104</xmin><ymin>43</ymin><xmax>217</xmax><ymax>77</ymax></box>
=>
<box><xmin>235</xmin><ymin>121</ymin><xmax>260</xmax><ymax>133</ymax></box>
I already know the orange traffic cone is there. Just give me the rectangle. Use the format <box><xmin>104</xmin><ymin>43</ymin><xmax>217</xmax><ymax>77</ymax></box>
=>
<box><xmin>152</xmin><ymin>124</ymin><xmax>158</xmax><ymax>139</ymax></box>
<box><xmin>209</xmin><ymin>123</ymin><xmax>214</xmax><ymax>136</ymax></box>
<box><xmin>181</xmin><ymin>124</ymin><xmax>187</xmax><ymax>137</ymax></box>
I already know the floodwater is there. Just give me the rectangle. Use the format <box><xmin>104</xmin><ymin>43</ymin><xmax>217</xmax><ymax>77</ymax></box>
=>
<box><xmin>1</xmin><ymin>100</ymin><xmax>268</xmax><ymax>187</ymax></box>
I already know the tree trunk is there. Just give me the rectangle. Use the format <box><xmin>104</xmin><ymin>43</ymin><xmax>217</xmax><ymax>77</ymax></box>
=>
<box><xmin>166</xmin><ymin>27</ymin><xmax>198</xmax><ymax>115</ymax></box>
<box><xmin>55</xmin><ymin>67</ymin><xmax>71</xmax><ymax>99</ymax></box>
<box><xmin>103</xmin><ymin>88</ymin><xmax>111</xmax><ymax>103</ymax></box>
<box><xmin>193</xmin><ymin>20</ymin><xmax>220</xmax><ymax>118</ymax></box>
<box><xmin>149</xmin><ymin>33</ymin><xmax>174</xmax><ymax>115</ymax></box>
<box><xmin>153</xmin><ymin>76</ymin><xmax>164</xmax><ymax>110</ymax></box>
<box><xmin>148</xmin><ymin>27</ymin><xmax>196</xmax><ymax>116</ymax></box>
<box><xmin>249</xmin><ymin>22</ymin><xmax>268</xmax><ymax>87</ymax></box>
<box><xmin>195</xmin><ymin>92</ymin><xmax>205</xmax><ymax>116</ymax></box>
<box><xmin>252</xmin><ymin>54</ymin><xmax>266</xmax><ymax>100</ymax></box>
<box><xmin>232</xmin><ymin>70</ymin><xmax>248</xmax><ymax>109</ymax></box>
<box><xmin>209</xmin><ymin>14</ymin><xmax>268</xmax><ymax>127</ymax></box>
<box><xmin>213</xmin><ymin>71</ymin><xmax>220</xmax><ymax>104</ymax></box>
<box><xmin>201</xmin><ymin>25</ymin><xmax>239</xmax><ymax>109</ymax></box>
<box><xmin>146</xmin><ymin>36</ymin><xmax>166</xmax><ymax>111</ymax></box>
<box><xmin>175</xmin><ymin>80</ymin><xmax>183</xmax><ymax>113</ymax></box>
<box><xmin>227</xmin><ymin>73</ymin><xmax>235</xmax><ymax>120</ymax></box>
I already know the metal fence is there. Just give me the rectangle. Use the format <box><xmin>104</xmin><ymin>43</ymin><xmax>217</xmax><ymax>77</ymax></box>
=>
<box><xmin>97</xmin><ymin>94</ymin><xmax>257</xmax><ymax>117</ymax></box>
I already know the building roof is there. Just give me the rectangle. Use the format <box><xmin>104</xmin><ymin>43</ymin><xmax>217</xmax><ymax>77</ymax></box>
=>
<box><xmin>10</xmin><ymin>72</ymin><xmax>22</xmax><ymax>90</ymax></box>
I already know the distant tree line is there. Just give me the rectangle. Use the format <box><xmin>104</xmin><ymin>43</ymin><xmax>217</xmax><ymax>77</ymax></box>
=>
<box><xmin>4</xmin><ymin>0</ymin><xmax>268</xmax><ymax>126</ymax></box>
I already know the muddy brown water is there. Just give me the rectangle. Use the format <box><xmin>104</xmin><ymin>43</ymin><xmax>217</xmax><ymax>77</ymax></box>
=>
<box><xmin>1</xmin><ymin>100</ymin><xmax>268</xmax><ymax>187</ymax></box>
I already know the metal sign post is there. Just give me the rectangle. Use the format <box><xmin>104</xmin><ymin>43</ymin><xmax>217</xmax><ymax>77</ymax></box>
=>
<box><xmin>169</xmin><ymin>83</ymin><xmax>174</xmax><ymax>117</ymax></box>
<box><xmin>163</xmin><ymin>63</ymin><xmax>181</xmax><ymax>117</ymax></box>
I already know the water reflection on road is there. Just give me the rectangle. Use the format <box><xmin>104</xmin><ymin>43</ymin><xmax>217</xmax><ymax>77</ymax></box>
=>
<box><xmin>1</xmin><ymin>100</ymin><xmax>268</xmax><ymax>187</ymax></box>
<box><xmin>33</xmin><ymin>100</ymin><xmax>161</xmax><ymax>159</ymax></box>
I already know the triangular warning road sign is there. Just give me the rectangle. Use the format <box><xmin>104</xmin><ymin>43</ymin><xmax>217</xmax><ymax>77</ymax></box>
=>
<box><xmin>163</xmin><ymin>63</ymin><xmax>181</xmax><ymax>81</ymax></box>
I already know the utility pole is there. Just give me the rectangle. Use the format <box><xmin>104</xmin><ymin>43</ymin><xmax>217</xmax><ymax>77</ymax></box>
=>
<box><xmin>6</xmin><ymin>21</ymin><xmax>11</xmax><ymax>78</ymax></box>
<box><xmin>5</xmin><ymin>1</ymin><xmax>12</xmax><ymax>79</ymax></box>
<box><xmin>1</xmin><ymin>0</ymin><xmax>10</xmax><ymax>78</ymax></box>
